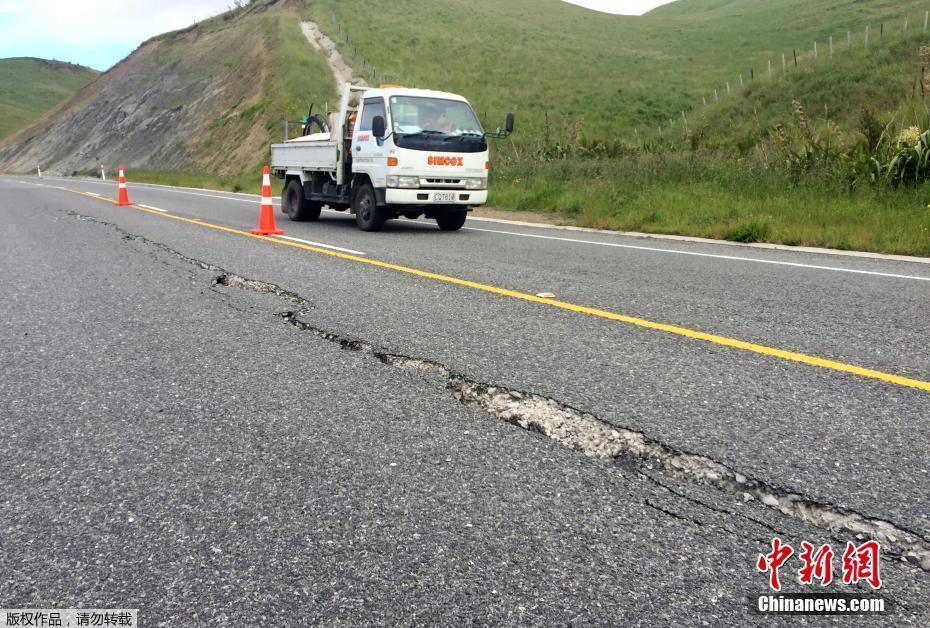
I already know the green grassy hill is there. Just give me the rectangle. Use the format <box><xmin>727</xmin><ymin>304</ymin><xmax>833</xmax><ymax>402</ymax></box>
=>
<box><xmin>0</xmin><ymin>58</ymin><xmax>98</xmax><ymax>141</ymax></box>
<box><xmin>303</xmin><ymin>0</ymin><xmax>930</xmax><ymax>138</ymax></box>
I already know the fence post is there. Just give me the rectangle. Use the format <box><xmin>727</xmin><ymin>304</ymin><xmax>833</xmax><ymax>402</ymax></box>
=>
<box><xmin>740</xmin><ymin>73</ymin><xmax>745</xmax><ymax>86</ymax></box>
<box><xmin>829</xmin><ymin>36</ymin><xmax>833</xmax><ymax>57</ymax></box>
<box><xmin>793</xmin><ymin>48</ymin><xmax>798</xmax><ymax>66</ymax></box>
<box><xmin>865</xmin><ymin>25</ymin><xmax>869</xmax><ymax>46</ymax></box>
<box><xmin>782</xmin><ymin>53</ymin><xmax>786</xmax><ymax>70</ymax></box>
<box><xmin>925</xmin><ymin>11</ymin><xmax>929</xmax><ymax>31</ymax></box>
<box><xmin>714</xmin><ymin>88</ymin><xmax>718</xmax><ymax>102</ymax></box>
<box><xmin>726</xmin><ymin>81</ymin><xmax>730</xmax><ymax>95</ymax></box>
<box><xmin>904</xmin><ymin>16</ymin><xmax>908</xmax><ymax>32</ymax></box>
<box><xmin>767</xmin><ymin>60</ymin><xmax>772</xmax><ymax>76</ymax></box>
<box><xmin>880</xmin><ymin>23</ymin><xmax>883</xmax><ymax>40</ymax></box>
<box><xmin>814</xmin><ymin>41</ymin><xmax>818</xmax><ymax>60</ymax></box>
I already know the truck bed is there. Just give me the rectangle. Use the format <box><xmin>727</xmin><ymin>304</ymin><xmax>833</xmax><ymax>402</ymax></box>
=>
<box><xmin>270</xmin><ymin>140</ymin><xmax>339</xmax><ymax>173</ymax></box>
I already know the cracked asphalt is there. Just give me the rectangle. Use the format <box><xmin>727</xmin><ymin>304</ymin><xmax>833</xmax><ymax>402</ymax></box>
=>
<box><xmin>1</xmin><ymin>176</ymin><xmax>928</xmax><ymax>625</ymax></box>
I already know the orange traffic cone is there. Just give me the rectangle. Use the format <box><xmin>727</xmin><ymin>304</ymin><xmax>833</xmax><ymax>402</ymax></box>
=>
<box><xmin>115</xmin><ymin>166</ymin><xmax>131</xmax><ymax>206</ymax></box>
<box><xmin>251</xmin><ymin>166</ymin><xmax>283</xmax><ymax>235</ymax></box>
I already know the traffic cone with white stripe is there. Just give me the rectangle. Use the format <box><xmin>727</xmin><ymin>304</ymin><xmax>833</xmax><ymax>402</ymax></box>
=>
<box><xmin>251</xmin><ymin>166</ymin><xmax>283</xmax><ymax>235</ymax></box>
<box><xmin>115</xmin><ymin>166</ymin><xmax>131</xmax><ymax>206</ymax></box>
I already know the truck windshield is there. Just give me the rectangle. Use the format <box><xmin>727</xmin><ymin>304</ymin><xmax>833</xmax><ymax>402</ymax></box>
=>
<box><xmin>390</xmin><ymin>96</ymin><xmax>487</xmax><ymax>153</ymax></box>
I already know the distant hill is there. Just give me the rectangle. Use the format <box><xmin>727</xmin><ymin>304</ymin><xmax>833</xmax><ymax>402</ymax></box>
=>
<box><xmin>0</xmin><ymin>58</ymin><xmax>98</xmax><ymax>141</ymax></box>
<box><xmin>0</xmin><ymin>0</ymin><xmax>336</xmax><ymax>175</ymax></box>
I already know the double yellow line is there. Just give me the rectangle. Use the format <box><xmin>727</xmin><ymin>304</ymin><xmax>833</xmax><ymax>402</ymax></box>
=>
<box><xmin>25</xmin><ymin>179</ymin><xmax>930</xmax><ymax>393</ymax></box>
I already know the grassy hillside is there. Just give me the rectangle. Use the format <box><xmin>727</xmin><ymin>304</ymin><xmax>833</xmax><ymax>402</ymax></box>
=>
<box><xmin>0</xmin><ymin>58</ymin><xmax>98</xmax><ymax>141</ymax></box>
<box><xmin>304</xmin><ymin>0</ymin><xmax>930</xmax><ymax>137</ymax></box>
<box><xmin>0</xmin><ymin>0</ymin><xmax>335</xmax><ymax>176</ymax></box>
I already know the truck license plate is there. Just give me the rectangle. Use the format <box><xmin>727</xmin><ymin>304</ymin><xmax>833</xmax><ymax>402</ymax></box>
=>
<box><xmin>434</xmin><ymin>192</ymin><xmax>457</xmax><ymax>202</ymax></box>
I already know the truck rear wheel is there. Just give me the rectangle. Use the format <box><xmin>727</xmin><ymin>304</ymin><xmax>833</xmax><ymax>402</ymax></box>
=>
<box><xmin>283</xmin><ymin>179</ymin><xmax>321</xmax><ymax>222</ymax></box>
<box><xmin>436</xmin><ymin>209</ymin><xmax>467</xmax><ymax>231</ymax></box>
<box><xmin>353</xmin><ymin>182</ymin><xmax>387</xmax><ymax>232</ymax></box>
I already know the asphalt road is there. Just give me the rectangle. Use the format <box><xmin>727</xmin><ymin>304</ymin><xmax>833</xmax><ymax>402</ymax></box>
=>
<box><xmin>1</xmin><ymin>175</ymin><xmax>928</xmax><ymax>625</ymax></box>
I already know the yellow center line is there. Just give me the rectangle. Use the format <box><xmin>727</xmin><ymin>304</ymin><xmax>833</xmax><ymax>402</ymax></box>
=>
<box><xmin>22</xmin><ymin>178</ymin><xmax>930</xmax><ymax>393</ymax></box>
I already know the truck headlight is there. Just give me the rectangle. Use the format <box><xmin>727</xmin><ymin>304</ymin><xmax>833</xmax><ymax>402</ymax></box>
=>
<box><xmin>387</xmin><ymin>175</ymin><xmax>420</xmax><ymax>189</ymax></box>
<box><xmin>465</xmin><ymin>178</ymin><xmax>488</xmax><ymax>190</ymax></box>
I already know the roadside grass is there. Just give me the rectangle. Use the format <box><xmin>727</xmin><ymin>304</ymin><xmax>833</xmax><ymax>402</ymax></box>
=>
<box><xmin>490</xmin><ymin>155</ymin><xmax>930</xmax><ymax>256</ymax></box>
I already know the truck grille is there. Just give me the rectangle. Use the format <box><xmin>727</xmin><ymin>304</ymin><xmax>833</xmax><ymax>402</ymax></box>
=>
<box><xmin>422</xmin><ymin>178</ymin><xmax>465</xmax><ymax>188</ymax></box>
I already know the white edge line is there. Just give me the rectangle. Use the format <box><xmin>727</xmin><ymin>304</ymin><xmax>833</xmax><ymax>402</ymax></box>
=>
<box><xmin>274</xmin><ymin>235</ymin><xmax>366</xmax><ymax>256</ymax></box>
<box><xmin>465</xmin><ymin>215</ymin><xmax>930</xmax><ymax>265</ymax></box>
<box><xmin>463</xmin><ymin>227</ymin><xmax>930</xmax><ymax>282</ymax></box>
<box><xmin>138</xmin><ymin>204</ymin><xmax>169</xmax><ymax>213</ymax></box>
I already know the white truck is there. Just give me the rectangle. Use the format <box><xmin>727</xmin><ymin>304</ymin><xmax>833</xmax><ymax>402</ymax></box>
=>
<box><xmin>270</xmin><ymin>83</ymin><xmax>513</xmax><ymax>232</ymax></box>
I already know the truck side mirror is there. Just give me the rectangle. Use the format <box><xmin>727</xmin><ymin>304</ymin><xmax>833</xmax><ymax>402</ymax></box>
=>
<box><xmin>505</xmin><ymin>112</ymin><xmax>515</xmax><ymax>134</ymax></box>
<box><xmin>372</xmin><ymin>115</ymin><xmax>386</xmax><ymax>139</ymax></box>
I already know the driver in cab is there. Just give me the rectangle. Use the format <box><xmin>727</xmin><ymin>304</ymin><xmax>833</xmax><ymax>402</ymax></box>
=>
<box><xmin>421</xmin><ymin>105</ymin><xmax>453</xmax><ymax>134</ymax></box>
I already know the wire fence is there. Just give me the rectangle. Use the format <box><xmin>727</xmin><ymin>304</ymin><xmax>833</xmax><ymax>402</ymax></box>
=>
<box><xmin>651</xmin><ymin>10</ymin><xmax>930</xmax><ymax>139</ymax></box>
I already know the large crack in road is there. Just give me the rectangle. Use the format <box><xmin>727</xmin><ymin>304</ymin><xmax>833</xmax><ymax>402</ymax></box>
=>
<box><xmin>68</xmin><ymin>210</ymin><xmax>930</xmax><ymax>574</ymax></box>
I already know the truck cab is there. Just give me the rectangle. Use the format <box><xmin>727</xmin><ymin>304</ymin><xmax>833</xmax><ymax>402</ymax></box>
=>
<box><xmin>270</xmin><ymin>83</ymin><xmax>512</xmax><ymax>232</ymax></box>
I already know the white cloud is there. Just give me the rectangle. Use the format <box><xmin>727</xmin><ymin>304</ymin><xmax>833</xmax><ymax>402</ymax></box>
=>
<box><xmin>562</xmin><ymin>0</ymin><xmax>677</xmax><ymax>15</ymax></box>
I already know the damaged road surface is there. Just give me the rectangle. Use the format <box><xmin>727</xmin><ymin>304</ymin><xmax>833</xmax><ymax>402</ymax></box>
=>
<box><xmin>1</xmin><ymin>178</ymin><xmax>928</xmax><ymax>625</ymax></box>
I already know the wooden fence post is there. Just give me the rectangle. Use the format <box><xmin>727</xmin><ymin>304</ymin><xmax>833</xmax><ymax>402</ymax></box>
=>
<box><xmin>793</xmin><ymin>48</ymin><xmax>798</xmax><ymax>66</ymax></box>
<box><xmin>782</xmin><ymin>53</ymin><xmax>786</xmax><ymax>70</ymax></box>
<box><xmin>865</xmin><ymin>25</ymin><xmax>869</xmax><ymax>46</ymax></box>
<box><xmin>829</xmin><ymin>35</ymin><xmax>833</xmax><ymax>57</ymax></box>
<box><xmin>814</xmin><ymin>41</ymin><xmax>818</xmax><ymax>60</ymax></box>
<box><xmin>925</xmin><ymin>11</ymin><xmax>929</xmax><ymax>31</ymax></box>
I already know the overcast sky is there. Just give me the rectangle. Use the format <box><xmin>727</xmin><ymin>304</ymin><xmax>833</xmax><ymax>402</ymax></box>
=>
<box><xmin>563</xmin><ymin>0</ymin><xmax>676</xmax><ymax>14</ymax></box>
<box><xmin>0</xmin><ymin>0</ymin><xmax>677</xmax><ymax>71</ymax></box>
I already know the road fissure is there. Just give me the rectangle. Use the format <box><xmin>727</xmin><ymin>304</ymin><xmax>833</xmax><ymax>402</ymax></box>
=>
<box><xmin>67</xmin><ymin>209</ymin><xmax>930</xmax><ymax>573</ymax></box>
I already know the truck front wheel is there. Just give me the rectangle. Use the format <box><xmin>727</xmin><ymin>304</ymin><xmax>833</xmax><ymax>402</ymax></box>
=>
<box><xmin>283</xmin><ymin>179</ymin><xmax>321</xmax><ymax>222</ymax></box>
<box><xmin>436</xmin><ymin>209</ymin><xmax>467</xmax><ymax>231</ymax></box>
<box><xmin>353</xmin><ymin>182</ymin><xmax>387</xmax><ymax>231</ymax></box>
